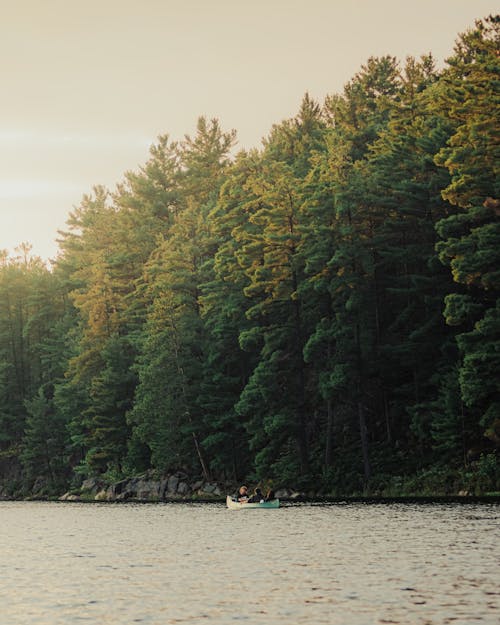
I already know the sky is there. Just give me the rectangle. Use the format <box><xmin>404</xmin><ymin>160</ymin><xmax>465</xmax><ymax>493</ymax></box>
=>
<box><xmin>0</xmin><ymin>0</ymin><xmax>497</xmax><ymax>262</ymax></box>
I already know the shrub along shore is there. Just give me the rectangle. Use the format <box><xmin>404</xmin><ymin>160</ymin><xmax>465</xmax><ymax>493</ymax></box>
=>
<box><xmin>1</xmin><ymin>468</ymin><xmax>499</xmax><ymax>502</ymax></box>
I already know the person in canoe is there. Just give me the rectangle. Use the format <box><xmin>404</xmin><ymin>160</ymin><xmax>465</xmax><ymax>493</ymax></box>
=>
<box><xmin>247</xmin><ymin>487</ymin><xmax>264</xmax><ymax>503</ymax></box>
<box><xmin>265</xmin><ymin>488</ymin><xmax>275</xmax><ymax>501</ymax></box>
<box><xmin>234</xmin><ymin>485</ymin><xmax>249</xmax><ymax>502</ymax></box>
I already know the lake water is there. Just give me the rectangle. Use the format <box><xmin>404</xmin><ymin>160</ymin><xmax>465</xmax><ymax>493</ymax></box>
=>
<box><xmin>0</xmin><ymin>501</ymin><xmax>498</xmax><ymax>624</ymax></box>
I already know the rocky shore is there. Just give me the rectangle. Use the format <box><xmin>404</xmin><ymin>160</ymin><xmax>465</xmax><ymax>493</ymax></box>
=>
<box><xmin>58</xmin><ymin>471</ymin><xmax>302</xmax><ymax>502</ymax></box>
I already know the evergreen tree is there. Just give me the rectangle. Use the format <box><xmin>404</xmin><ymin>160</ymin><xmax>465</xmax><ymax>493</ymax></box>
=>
<box><xmin>228</xmin><ymin>100</ymin><xmax>326</xmax><ymax>480</ymax></box>
<box><xmin>435</xmin><ymin>16</ymin><xmax>500</xmax><ymax>451</ymax></box>
<box><xmin>128</xmin><ymin>118</ymin><xmax>236</xmax><ymax>479</ymax></box>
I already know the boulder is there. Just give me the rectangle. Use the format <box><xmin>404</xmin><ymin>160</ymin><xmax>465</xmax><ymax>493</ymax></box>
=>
<box><xmin>105</xmin><ymin>485</ymin><xmax>117</xmax><ymax>500</ymax></box>
<box><xmin>199</xmin><ymin>482</ymin><xmax>216</xmax><ymax>494</ymax></box>
<box><xmin>167</xmin><ymin>475</ymin><xmax>179</xmax><ymax>494</ymax></box>
<box><xmin>115</xmin><ymin>490</ymin><xmax>133</xmax><ymax>501</ymax></box>
<box><xmin>196</xmin><ymin>483</ymin><xmax>222</xmax><ymax>496</ymax></box>
<box><xmin>177</xmin><ymin>481</ymin><xmax>190</xmax><ymax>495</ymax></box>
<box><xmin>59</xmin><ymin>492</ymin><xmax>80</xmax><ymax>501</ymax></box>
<box><xmin>124</xmin><ymin>477</ymin><xmax>140</xmax><ymax>498</ymax></box>
<box><xmin>274</xmin><ymin>489</ymin><xmax>291</xmax><ymax>499</ymax></box>
<box><xmin>108</xmin><ymin>479</ymin><xmax>130</xmax><ymax>498</ymax></box>
<box><xmin>94</xmin><ymin>489</ymin><xmax>108</xmax><ymax>501</ymax></box>
<box><xmin>136</xmin><ymin>479</ymin><xmax>161</xmax><ymax>500</ymax></box>
<box><xmin>159</xmin><ymin>478</ymin><xmax>168</xmax><ymax>499</ymax></box>
<box><xmin>81</xmin><ymin>478</ymin><xmax>101</xmax><ymax>494</ymax></box>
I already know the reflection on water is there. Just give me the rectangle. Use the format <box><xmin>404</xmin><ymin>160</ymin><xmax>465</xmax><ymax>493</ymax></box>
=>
<box><xmin>0</xmin><ymin>501</ymin><xmax>498</xmax><ymax>624</ymax></box>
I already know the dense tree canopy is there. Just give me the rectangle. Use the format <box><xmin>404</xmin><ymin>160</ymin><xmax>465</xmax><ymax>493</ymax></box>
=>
<box><xmin>0</xmin><ymin>16</ymin><xmax>498</xmax><ymax>496</ymax></box>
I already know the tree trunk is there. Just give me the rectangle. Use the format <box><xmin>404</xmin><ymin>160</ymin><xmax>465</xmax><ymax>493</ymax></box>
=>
<box><xmin>169</xmin><ymin>317</ymin><xmax>211</xmax><ymax>482</ymax></box>
<box><xmin>292</xmin><ymin>270</ymin><xmax>309</xmax><ymax>475</ymax></box>
<box><xmin>354</xmin><ymin>319</ymin><xmax>370</xmax><ymax>486</ymax></box>
<box><xmin>383</xmin><ymin>389</ymin><xmax>391</xmax><ymax>444</ymax></box>
<box><xmin>358</xmin><ymin>401</ymin><xmax>371</xmax><ymax>484</ymax></box>
<box><xmin>325</xmin><ymin>398</ymin><xmax>334</xmax><ymax>467</ymax></box>
<box><xmin>191</xmin><ymin>431</ymin><xmax>211</xmax><ymax>482</ymax></box>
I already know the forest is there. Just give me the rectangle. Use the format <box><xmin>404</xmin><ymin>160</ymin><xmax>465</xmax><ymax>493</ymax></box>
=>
<box><xmin>0</xmin><ymin>16</ymin><xmax>498</xmax><ymax>497</ymax></box>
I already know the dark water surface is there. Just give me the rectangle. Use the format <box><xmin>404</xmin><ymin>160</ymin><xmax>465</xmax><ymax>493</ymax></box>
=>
<box><xmin>1</xmin><ymin>501</ymin><xmax>498</xmax><ymax>624</ymax></box>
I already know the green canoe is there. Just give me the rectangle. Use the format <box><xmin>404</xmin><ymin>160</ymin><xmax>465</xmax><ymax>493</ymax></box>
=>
<box><xmin>226</xmin><ymin>495</ymin><xmax>280</xmax><ymax>509</ymax></box>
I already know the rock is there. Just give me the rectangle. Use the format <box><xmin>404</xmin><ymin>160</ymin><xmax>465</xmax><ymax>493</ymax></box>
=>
<box><xmin>108</xmin><ymin>479</ymin><xmax>130</xmax><ymax>498</ymax></box>
<box><xmin>191</xmin><ymin>479</ymin><xmax>204</xmax><ymax>491</ymax></box>
<box><xmin>177</xmin><ymin>481</ymin><xmax>190</xmax><ymax>495</ymax></box>
<box><xmin>199</xmin><ymin>482</ymin><xmax>217</xmax><ymax>494</ymax></box>
<box><xmin>132</xmin><ymin>479</ymin><xmax>148</xmax><ymax>498</ymax></box>
<box><xmin>124</xmin><ymin>477</ymin><xmax>140</xmax><ymax>498</ymax></box>
<box><xmin>81</xmin><ymin>478</ymin><xmax>101</xmax><ymax>493</ymax></box>
<box><xmin>196</xmin><ymin>483</ymin><xmax>222</xmax><ymax>496</ymax></box>
<box><xmin>167</xmin><ymin>475</ymin><xmax>179</xmax><ymax>494</ymax></box>
<box><xmin>458</xmin><ymin>489</ymin><xmax>471</xmax><ymax>496</ymax></box>
<box><xmin>59</xmin><ymin>492</ymin><xmax>77</xmax><ymax>501</ymax></box>
<box><xmin>115</xmin><ymin>491</ymin><xmax>133</xmax><ymax>501</ymax></box>
<box><xmin>274</xmin><ymin>489</ymin><xmax>290</xmax><ymax>499</ymax></box>
<box><xmin>159</xmin><ymin>478</ymin><xmax>168</xmax><ymax>499</ymax></box>
<box><xmin>136</xmin><ymin>480</ymin><xmax>160</xmax><ymax>500</ymax></box>
<box><xmin>94</xmin><ymin>490</ymin><xmax>108</xmax><ymax>501</ymax></box>
<box><xmin>290</xmin><ymin>491</ymin><xmax>305</xmax><ymax>499</ymax></box>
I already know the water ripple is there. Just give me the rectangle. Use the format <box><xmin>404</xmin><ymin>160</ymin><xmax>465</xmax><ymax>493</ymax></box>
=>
<box><xmin>0</xmin><ymin>501</ymin><xmax>498</xmax><ymax>624</ymax></box>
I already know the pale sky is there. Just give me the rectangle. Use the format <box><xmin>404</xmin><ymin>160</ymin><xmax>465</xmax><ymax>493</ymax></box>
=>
<box><xmin>0</xmin><ymin>0</ymin><xmax>497</xmax><ymax>262</ymax></box>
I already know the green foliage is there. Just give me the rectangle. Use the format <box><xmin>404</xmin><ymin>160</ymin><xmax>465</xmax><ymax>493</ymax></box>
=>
<box><xmin>467</xmin><ymin>453</ymin><xmax>500</xmax><ymax>494</ymax></box>
<box><xmin>1</xmin><ymin>16</ymin><xmax>498</xmax><ymax>496</ymax></box>
<box><xmin>434</xmin><ymin>17</ymin><xmax>500</xmax><ymax>445</ymax></box>
<box><xmin>21</xmin><ymin>386</ymin><xmax>69</xmax><ymax>491</ymax></box>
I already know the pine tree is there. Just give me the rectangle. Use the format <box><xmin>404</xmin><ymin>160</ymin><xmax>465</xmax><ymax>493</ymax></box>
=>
<box><xmin>435</xmin><ymin>16</ymin><xmax>500</xmax><ymax>451</ymax></box>
<box><xmin>226</xmin><ymin>100</ymin><xmax>326</xmax><ymax>481</ymax></box>
<box><xmin>128</xmin><ymin>118</ymin><xmax>236</xmax><ymax>479</ymax></box>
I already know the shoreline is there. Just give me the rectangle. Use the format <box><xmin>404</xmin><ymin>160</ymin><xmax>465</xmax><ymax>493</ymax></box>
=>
<box><xmin>2</xmin><ymin>494</ymin><xmax>499</xmax><ymax>504</ymax></box>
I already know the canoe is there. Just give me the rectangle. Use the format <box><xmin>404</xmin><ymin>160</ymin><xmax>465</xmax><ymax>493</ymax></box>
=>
<box><xmin>226</xmin><ymin>495</ymin><xmax>280</xmax><ymax>509</ymax></box>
